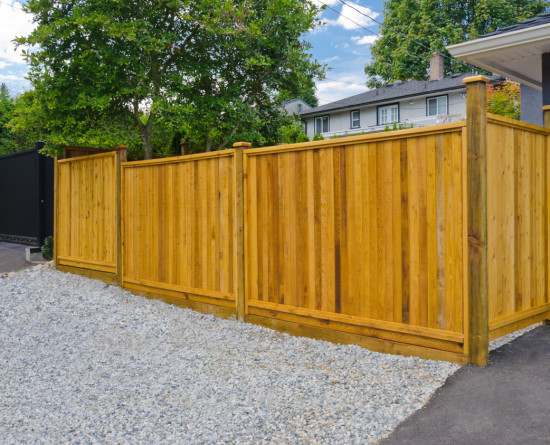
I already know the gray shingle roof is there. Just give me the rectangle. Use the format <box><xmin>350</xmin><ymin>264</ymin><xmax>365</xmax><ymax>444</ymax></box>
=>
<box><xmin>301</xmin><ymin>73</ymin><xmax>504</xmax><ymax>117</ymax></box>
<box><xmin>480</xmin><ymin>13</ymin><xmax>550</xmax><ymax>39</ymax></box>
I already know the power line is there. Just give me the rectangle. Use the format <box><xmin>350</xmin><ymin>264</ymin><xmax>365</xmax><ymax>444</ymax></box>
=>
<box><xmin>337</xmin><ymin>0</ymin><xmax>473</xmax><ymax>69</ymax></box>
<box><xmin>316</xmin><ymin>0</ymin><xmax>477</xmax><ymax>72</ymax></box>
<box><xmin>0</xmin><ymin>0</ymin><xmax>23</xmax><ymax>10</ymax></box>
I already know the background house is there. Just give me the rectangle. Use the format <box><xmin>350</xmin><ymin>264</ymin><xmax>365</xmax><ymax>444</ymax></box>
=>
<box><xmin>300</xmin><ymin>53</ymin><xmax>504</xmax><ymax>140</ymax></box>
<box><xmin>282</xmin><ymin>98</ymin><xmax>312</xmax><ymax>116</ymax></box>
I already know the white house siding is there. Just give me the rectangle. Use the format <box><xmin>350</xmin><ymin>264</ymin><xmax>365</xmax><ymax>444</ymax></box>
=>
<box><xmin>303</xmin><ymin>90</ymin><xmax>466</xmax><ymax>140</ymax></box>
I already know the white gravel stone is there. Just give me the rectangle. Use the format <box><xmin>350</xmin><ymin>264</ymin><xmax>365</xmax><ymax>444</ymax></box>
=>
<box><xmin>0</xmin><ymin>268</ymin><xmax>460</xmax><ymax>444</ymax></box>
<box><xmin>489</xmin><ymin>323</ymin><xmax>542</xmax><ymax>351</ymax></box>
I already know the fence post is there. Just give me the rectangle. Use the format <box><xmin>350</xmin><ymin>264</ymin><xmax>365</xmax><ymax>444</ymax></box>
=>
<box><xmin>115</xmin><ymin>146</ymin><xmax>128</xmax><ymax>285</ymax></box>
<box><xmin>233</xmin><ymin>142</ymin><xmax>251</xmax><ymax>321</ymax></box>
<box><xmin>464</xmin><ymin>75</ymin><xmax>489</xmax><ymax>366</ymax></box>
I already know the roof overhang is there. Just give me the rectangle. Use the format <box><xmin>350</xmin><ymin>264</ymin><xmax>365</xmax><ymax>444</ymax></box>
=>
<box><xmin>447</xmin><ymin>23</ymin><xmax>550</xmax><ymax>90</ymax></box>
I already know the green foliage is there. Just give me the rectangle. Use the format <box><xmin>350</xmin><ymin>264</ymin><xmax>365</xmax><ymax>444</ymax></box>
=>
<box><xmin>365</xmin><ymin>0</ymin><xmax>549</xmax><ymax>87</ymax></box>
<box><xmin>312</xmin><ymin>133</ymin><xmax>325</xmax><ymax>141</ymax></box>
<box><xmin>15</xmin><ymin>0</ymin><xmax>325</xmax><ymax>159</ymax></box>
<box><xmin>486</xmin><ymin>82</ymin><xmax>520</xmax><ymax>120</ymax></box>
<box><xmin>280</xmin><ymin>122</ymin><xmax>309</xmax><ymax>144</ymax></box>
<box><xmin>383</xmin><ymin>126</ymin><xmax>390</xmax><ymax>132</ymax></box>
<box><xmin>41</xmin><ymin>236</ymin><xmax>53</xmax><ymax>261</ymax></box>
<box><xmin>0</xmin><ymin>84</ymin><xmax>43</xmax><ymax>155</ymax></box>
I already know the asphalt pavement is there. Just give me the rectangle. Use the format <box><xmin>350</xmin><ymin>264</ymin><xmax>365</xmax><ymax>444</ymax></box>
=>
<box><xmin>381</xmin><ymin>324</ymin><xmax>550</xmax><ymax>445</ymax></box>
<box><xmin>0</xmin><ymin>242</ymin><xmax>31</xmax><ymax>273</ymax></box>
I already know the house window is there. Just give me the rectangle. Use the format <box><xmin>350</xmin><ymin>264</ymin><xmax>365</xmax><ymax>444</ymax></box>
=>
<box><xmin>297</xmin><ymin>103</ymin><xmax>303</xmax><ymax>113</ymax></box>
<box><xmin>301</xmin><ymin>120</ymin><xmax>307</xmax><ymax>134</ymax></box>
<box><xmin>315</xmin><ymin>116</ymin><xmax>329</xmax><ymax>135</ymax></box>
<box><xmin>377</xmin><ymin>104</ymin><xmax>399</xmax><ymax>125</ymax></box>
<box><xmin>427</xmin><ymin>95</ymin><xmax>448</xmax><ymax>116</ymax></box>
<box><xmin>350</xmin><ymin>110</ymin><xmax>360</xmax><ymax>128</ymax></box>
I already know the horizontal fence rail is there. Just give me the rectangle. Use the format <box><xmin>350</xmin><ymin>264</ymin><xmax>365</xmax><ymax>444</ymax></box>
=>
<box><xmin>53</xmin><ymin>81</ymin><xmax>550</xmax><ymax>365</ymax></box>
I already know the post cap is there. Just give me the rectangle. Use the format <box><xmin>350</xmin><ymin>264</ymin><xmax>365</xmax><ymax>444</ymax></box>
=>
<box><xmin>542</xmin><ymin>105</ymin><xmax>550</xmax><ymax>111</ymax></box>
<box><xmin>233</xmin><ymin>142</ymin><xmax>252</xmax><ymax>148</ymax></box>
<box><xmin>115</xmin><ymin>145</ymin><xmax>129</xmax><ymax>150</ymax></box>
<box><xmin>463</xmin><ymin>75</ymin><xmax>490</xmax><ymax>84</ymax></box>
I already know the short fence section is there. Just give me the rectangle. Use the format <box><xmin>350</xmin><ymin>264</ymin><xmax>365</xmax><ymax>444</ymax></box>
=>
<box><xmin>121</xmin><ymin>152</ymin><xmax>237</xmax><ymax>312</ymax></box>
<box><xmin>487</xmin><ymin>115</ymin><xmax>550</xmax><ymax>338</ymax></box>
<box><xmin>244</xmin><ymin>125</ymin><xmax>466</xmax><ymax>355</ymax></box>
<box><xmin>55</xmin><ymin>151</ymin><xmax>120</xmax><ymax>276</ymax></box>
<box><xmin>53</xmin><ymin>100</ymin><xmax>550</xmax><ymax>365</ymax></box>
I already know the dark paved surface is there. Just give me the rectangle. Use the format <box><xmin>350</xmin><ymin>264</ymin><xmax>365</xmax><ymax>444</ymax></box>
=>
<box><xmin>382</xmin><ymin>324</ymin><xmax>550</xmax><ymax>445</ymax></box>
<box><xmin>0</xmin><ymin>242</ymin><xmax>31</xmax><ymax>273</ymax></box>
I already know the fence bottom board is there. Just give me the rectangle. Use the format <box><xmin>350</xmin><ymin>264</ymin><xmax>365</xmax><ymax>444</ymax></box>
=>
<box><xmin>489</xmin><ymin>309</ymin><xmax>550</xmax><ymax>341</ymax></box>
<box><xmin>248</xmin><ymin>305</ymin><xmax>464</xmax><ymax>354</ymax></box>
<box><xmin>246</xmin><ymin>315</ymin><xmax>469</xmax><ymax>365</ymax></box>
<box><xmin>56</xmin><ymin>264</ymin><xmax>119</xmax><ymax>285</ymax></box>
<box><xmin>124</xmin><ymin>286</ymin><xmax>237</xmax><ymax>320</ymax></box>
<box><xmin>122</xmin><ymin>280</ymin><xmax>236</xmax><ymax>309</ymax></box>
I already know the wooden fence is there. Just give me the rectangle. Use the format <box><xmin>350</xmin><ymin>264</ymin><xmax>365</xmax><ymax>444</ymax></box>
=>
<box><xmin>54</xmin><ymin>77</ymin><xmax>550</xmax><ymax>365</ymax></box>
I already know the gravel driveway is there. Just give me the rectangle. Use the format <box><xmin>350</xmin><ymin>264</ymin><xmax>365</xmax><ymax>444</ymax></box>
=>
<box><xmin>0</xmin><ymin>267</ymin><xmax>459</xmax><ymax>444</ymax></box>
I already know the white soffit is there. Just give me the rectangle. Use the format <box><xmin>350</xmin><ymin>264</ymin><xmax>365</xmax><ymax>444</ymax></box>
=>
<box><xmin>447</xmin><ymin>23</ymin><xmax>550</xmax><ymax>90</ymax></box>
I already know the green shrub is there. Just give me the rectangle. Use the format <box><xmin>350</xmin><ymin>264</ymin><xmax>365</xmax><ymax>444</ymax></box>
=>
<box><xmin>42</xmin><ymin>236</ymin><xmax>53</xmax><ymax>260</ymax></box>
<box><xmin>295</xmin><ymin>132</ymin><xmax>310</xmax><ymax>143</ymax></box>
<box><xmin>312</xmin><ymin>133</ymin><xmax>325</xmax><ymax>141</ymax></box>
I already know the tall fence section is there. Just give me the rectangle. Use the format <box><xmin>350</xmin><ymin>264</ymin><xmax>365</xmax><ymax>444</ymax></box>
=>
<box><xmin>54</xmin><ymin>78</ymin><xmax>550</xmax><ymax>365</ymax></box>
<box><xmin>0</xmin><ymin>142</ymin><xmax>53</xmax><ymax>246</ymax></box>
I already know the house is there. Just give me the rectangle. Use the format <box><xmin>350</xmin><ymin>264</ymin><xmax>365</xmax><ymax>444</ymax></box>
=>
<box><xmin>282</xmin><ymin>98</ymin><xmax>313</xmax><ymax>116</ymax></box>
<box><xmin>300</xmin><ymin>53</ymin><xmax>504</xmax><ymax>140</ymax></box>
<box><xmin>447</xmin><ymin>13</ymin><xmax>550</xmax><ymax>126</ymax></box>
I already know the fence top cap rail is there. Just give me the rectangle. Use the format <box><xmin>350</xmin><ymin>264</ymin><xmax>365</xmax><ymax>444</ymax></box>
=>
<box><xmin>246</xmin><ymin>121</ymin><xmax>466</xmax><ymax>156</ymax></box>
<box><xmin>463</xmin><ymin>75</ymin><xmax>489</xmax><ymax>84</ymax></box>
<box><xmin>487</xmin><ymin>112</ymin><xmax>550</xmax><ymax>135</ymax></box>
<box><xmin>121</xmin><ymin>148</ymin><xmax>236</xmax><ymax>168</ymax></box>
<box><xmin>57</xmin><ymin>150</ymin><xmax>117</xmax><ymax>164</ymax></box>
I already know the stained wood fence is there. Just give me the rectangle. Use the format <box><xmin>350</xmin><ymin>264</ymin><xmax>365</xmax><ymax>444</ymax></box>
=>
<box><xmin>54</xmin><ymin>77</ymin><xmax>550</xmax><ymax>365</ymax></box>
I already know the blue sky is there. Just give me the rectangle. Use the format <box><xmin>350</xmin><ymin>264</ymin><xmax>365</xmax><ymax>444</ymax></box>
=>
<box><xmin>0</xmin><ymin>0</ymin><xmax>385</xmax><ymax>103</ymax></box>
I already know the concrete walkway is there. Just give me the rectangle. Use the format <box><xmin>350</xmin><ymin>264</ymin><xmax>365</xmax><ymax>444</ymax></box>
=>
<box><xmin>382</xmin><ymin>324</ymin><xmax>550</xmax><ymax>445</ymax></box>
<box><xmin>0</xmin><ymin>242</ymin><xmax>31</xmax><ymax>273</ymax></box>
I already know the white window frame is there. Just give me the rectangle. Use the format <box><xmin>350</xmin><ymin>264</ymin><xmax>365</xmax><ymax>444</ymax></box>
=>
<box><xmin>350</xmin><ymin>110</ymin><xmax>360</xmax><ymax>128</ymax></box>
<box><xmin>314</xmin><ymin>116</ymin><xmax>329</xmax><ymax>135</ymax></box>
<box><xmin>377</xmin><ymin>104</ymin><xmax>399</xmax><ymax>125</ymax></box>
<box><xmin>297</xmin><ymin>103</ymin><xmax>303</xmax><ymax>113</ymax></box>
<box><xmin>426</xmin><ymin>95</ymin><xmax>448</xmax><ymax>116</ymax></box>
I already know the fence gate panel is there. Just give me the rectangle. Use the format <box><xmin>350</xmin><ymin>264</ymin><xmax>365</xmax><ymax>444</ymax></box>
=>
<box><xmin>55</xmin><ymin>151</ymin><xmax>118</xmax><ymax>274</ymax></box>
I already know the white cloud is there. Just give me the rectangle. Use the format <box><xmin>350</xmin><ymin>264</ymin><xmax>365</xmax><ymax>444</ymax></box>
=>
<box><xmin>0</xmin><ymin>1</ymin><xmax>35</xmax><ymax>65</ymax></box>
<box><xmin>316</xmin><ymin>73</ymin><xmax>368</xmax><ymax>103</ymax></box>
<box><xmin>0</xmin><ymin>61</ymin><xmax>11</xmax><ymax>69</ymax></box>
<box><xmin>322</xmin><ymin>55</ymin><xmax>341</xmax><ymax>63</ymax></box>
<box><xmin>351</xmin><ymin>35</ymin><xmax>379</xmax><ymax>45</ymax></box>
<box><xmin>0</xmin><ymin>73</ymin><xmax>24</xmax><ymax>81</ymax></box>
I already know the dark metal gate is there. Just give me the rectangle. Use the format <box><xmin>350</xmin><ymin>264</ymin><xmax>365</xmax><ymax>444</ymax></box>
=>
<box><xmin>0</xmin><ymin>142</ymin><xmax>54</xmax><ymax>246</ymax></box>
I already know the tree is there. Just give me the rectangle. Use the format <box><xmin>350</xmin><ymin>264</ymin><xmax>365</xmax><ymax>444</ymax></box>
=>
<box><xmin>486</xmin><ymin>81</ymin><xmax>520</xmax><ymax>119</ymax></box>
<box><xmin>15</xmin><ymin>0</ymin><xmax>324</xmax><ymax>159</ymax></box>
<box><xmin>365</xmin><ymin>0</ymin><xmax>548</xmax><ymax>88</ymax></box>
<box><xmin>0</xmin><ymin>84</ymin><xmax>43</xmax><ymax>155</ymax></box>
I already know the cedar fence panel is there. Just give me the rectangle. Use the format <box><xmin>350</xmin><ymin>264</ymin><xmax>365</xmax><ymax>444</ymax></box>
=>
<box><xmin>244</xmin><ymin>124</ymin><xmax>467</xmax><ymax>360</ymax></box>
<box><xmin>121</xmin><ymin>151</ymin><xmax>237</xmax><ymax>313</ymax></box>
<box><xmin>55</xmin><ymin>151</ymin><xmax>119</xmax><ymax>276</ymax></box>
<box><xmin>487</xmin><ymin>114</ymin><xmax>550</xmax><ymax>338</ymax></box>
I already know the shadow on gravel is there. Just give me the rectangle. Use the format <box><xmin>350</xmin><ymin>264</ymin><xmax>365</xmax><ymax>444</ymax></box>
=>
<box><xmin>381</xmin><ymin>324</ymin><xmax>550</xmax><ymax>445</ymax></box>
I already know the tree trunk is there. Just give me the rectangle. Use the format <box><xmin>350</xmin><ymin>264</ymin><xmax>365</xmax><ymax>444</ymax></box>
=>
<box><xmin>136</xmin><ymin>114</ymin><xmax>154</xmax><ymax>160</ymax></box>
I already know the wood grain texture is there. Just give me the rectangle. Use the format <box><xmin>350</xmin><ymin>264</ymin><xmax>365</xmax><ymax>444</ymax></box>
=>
<box><xmin>121</xmin><ymin>151</ymin><xmax>236</xmax><ymax>306</ymax></box>
<box><xmin>487</xmin><ymin>115</ymin><xmax>550</xmax><ymax>331</ymax></box>
<box><xmin>244</xmin><ymin>126</ymin><xmax>466</xmax><ymax>354</ymax></box>
<box><xmin>56</xmin><ymin>152</ymin><xmax>118</xmax><ymax>272</ymax></box>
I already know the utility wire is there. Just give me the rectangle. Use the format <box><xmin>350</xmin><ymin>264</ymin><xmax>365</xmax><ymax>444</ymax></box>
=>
<box><xmin>317</xmin><ymin>0</ymin><xmax>478</xmax><ymax>72</ymax></box>
<box><xmin>0</xmin><ymin>0</ymin><xmax>23</xmax><ymax>10</ymax></box>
